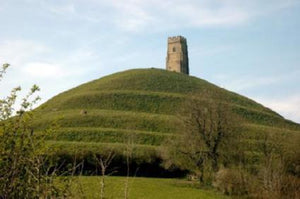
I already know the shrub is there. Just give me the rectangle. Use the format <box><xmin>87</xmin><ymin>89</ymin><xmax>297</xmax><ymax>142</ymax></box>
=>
<box><xmin>251</xmin><ymin>170</ymin><xmax>300</xmax><ymax>199</ymax></box>
<box><xmin>213</xmin><ymin>168</ymin><xmax>250</xmax><ymax>196</ymax></box>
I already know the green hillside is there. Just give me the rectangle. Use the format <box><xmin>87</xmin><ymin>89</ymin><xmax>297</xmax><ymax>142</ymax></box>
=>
<box><xmin>34</xmin><ymin>68</ymin><xmax>300</xmax><ymax>174</ymax></box>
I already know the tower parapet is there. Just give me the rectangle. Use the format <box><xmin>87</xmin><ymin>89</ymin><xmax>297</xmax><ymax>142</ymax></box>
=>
<box><xmin>168</xmin><ymin>36</ymin><xmax>187</xmax><ymax>43</ymax></box>
<box><xmin>166</xmin><ymin>35</ymin><xmax>189</xmax><ymax>75</ymax></box>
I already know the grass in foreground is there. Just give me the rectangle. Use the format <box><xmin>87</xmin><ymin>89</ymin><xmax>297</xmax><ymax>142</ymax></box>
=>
<box><xmin>68</xmin><ymin>176</ymin><xmax>229</xmax><ymax>199</ymax></box>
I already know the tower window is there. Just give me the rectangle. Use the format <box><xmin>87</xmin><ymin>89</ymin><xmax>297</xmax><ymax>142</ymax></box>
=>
<box><xmin>172</xmin><ymin>47</ymin><xmax>176</xmax><ymax>52</ymax></box>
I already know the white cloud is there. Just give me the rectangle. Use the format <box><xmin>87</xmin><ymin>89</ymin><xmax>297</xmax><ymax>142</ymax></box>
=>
<box><xmin>222</xmin><ymin>76</ymin><xmax>281</xmax><ymax>91</ymax></box>
<box><xmin>0</xmin><ymin>39</ymin><xmax>102</xmax><ymax>105</ymax></box>
<box><xmin>36</xmin><ymin>0</ymin><xmax>299</xmax><ymax>32</ymax></box>
<box><xmin>162</xmin><ymin>1</ymin><xmax>249</xmax><ymax>26</ymax></box>
<box><xmin>92</xmin><ymin>0</ymin><xmax>299</xmax><ymax>32</ymax></box>
<box><xmin>47</xmin><ymin>3</ymin><xmax>75</xmax><ymax>16</ymax></box>
<box><xmin>212</xmin><ymin>71</ymin><xmax>300</xmax><ymax>123</ymax></box>
<box><xmin>214</xmin><ymin>70</ymin><xmax>300</xmax><ymax>92</ymax></box>
<box><xmin>23</xmin><ymin>62</ymin><xmax>65</xmax><ymax>78</ymax></box>
<box><xmin>257</xmin><ymin>95</ymin><xmax>300</xmax><ymax>123</ymax></box>
<box><xmin>107</xmin><ymin>0</ymin><xmax>155</xmax><ymax>32</ymax></box>
<box><xmin>0</xmin><ymin>40</ymin><xmax>49</xmax><ymax>66</ymax></box>
<box><xmin>0</xmin><ymin>40</ymin><xmax>101</xmax><ymax>79</ymax></box>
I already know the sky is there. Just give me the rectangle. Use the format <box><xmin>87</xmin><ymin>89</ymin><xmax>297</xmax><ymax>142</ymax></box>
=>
<box><xmin>0</xmin><ymin>0</ymin><xmax>300</xmax><ymax>123</ymax></box>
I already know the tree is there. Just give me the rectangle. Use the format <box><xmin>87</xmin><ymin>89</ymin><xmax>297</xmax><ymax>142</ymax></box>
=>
<box><xmin>94</xmin><ymin>150</ymin><xmax>116</xmax><ymax>199</ymax></box>
<box><xmin>254</xmin><ymin>131</ymin><xmax>300</xmax><ymax>199</ymax></box>
<box><xmin>164</xmin><ymin>96</ymin><xmax>235</xmax><ymax>183</ymax></box>
<box><xmin>0</xmin><ymin>63</ymin><xmax>71</xmax><ymax>198</ymax></box>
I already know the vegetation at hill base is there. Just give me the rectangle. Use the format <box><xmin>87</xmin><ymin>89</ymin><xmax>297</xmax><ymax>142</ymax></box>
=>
<box><xmin>0</xmin><ymin>64</ymin><xmax>76</xmax><ymax>198</ymax></box>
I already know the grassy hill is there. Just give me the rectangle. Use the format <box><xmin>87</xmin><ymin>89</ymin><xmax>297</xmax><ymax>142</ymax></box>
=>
<box><xmin>34</xmin><ymin>68</ymin><xmax>300</xmax><ymax>175</ymax></box>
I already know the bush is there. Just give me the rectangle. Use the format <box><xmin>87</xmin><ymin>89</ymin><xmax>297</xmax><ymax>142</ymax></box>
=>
<box><xmin>280</xmin><ymin>175</ymin><xmax>300</xmax><ymax>199</ymax></box>
<box><xmin>0</xmin><ymin>63</ymin><xmax>72</xmax><ymax>198</ymax></box>
<box><xmin>251</xmin><ymin>172</ymin><xmax>300</xmax><ymax>199</ymax></box>
<box><xmin>213</xmin><ymin>168</ymin><xmax>250</xmax><ymax>196</ymax></box>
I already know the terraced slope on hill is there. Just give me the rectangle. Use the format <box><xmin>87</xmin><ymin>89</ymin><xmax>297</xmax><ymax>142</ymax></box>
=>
<box><xmin>34</xmin><ymin>68</ymin><xmax>300</xmax><ymax>174</ymax></box>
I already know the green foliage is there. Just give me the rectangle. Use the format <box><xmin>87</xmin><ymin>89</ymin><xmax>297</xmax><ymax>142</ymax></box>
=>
<box><xmin>213</xmin><ymin>168</ymin><xmax>250</xmax><ymax>196</ymax></box>
<box><xmin>0</xmin><ymin>63</ymin><xmax>9</xmax><ymax>80</ymax></box>
<box><xmin>164</xmin><ymin>98</ymin><xmax>237</xmax><ymax>184</ymax></box>
<box><xmin>46</xmin><ymin>141</ymin><xmax>160</xmax><ymax>164</ymax></box>
<box><xmin>0</xmin><ymin>63</ymin><xmax>71</xmax><ymax>198</ymax></box>
<box><xmin>213</xmin><ymin>127</ymin><xmax>300</xmax><ymax>198</ymax></box>
<box><xmin>0</xmin><ymin>66</ymin><xmax>41</xmax><ymax>197</ymax></box>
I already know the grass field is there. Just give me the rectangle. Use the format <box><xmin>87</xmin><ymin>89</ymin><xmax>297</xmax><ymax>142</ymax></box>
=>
<box><xmin>67</xmin><ymin>176</ymin><xmax>229</xmax><ymax>199</ymax></box>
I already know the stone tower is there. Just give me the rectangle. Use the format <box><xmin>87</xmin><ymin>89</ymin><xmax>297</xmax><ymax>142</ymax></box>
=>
<box><xmin>166</xmin><ymin>36</ymin><xmax>189</xmax><ymax>75</ymax></box>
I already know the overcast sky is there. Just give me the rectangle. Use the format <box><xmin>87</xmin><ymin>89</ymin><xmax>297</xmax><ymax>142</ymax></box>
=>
<box><xmin>0</xmin><ymin>0</ymin><xmax>299</xmax><ymax>123</ymax></box>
